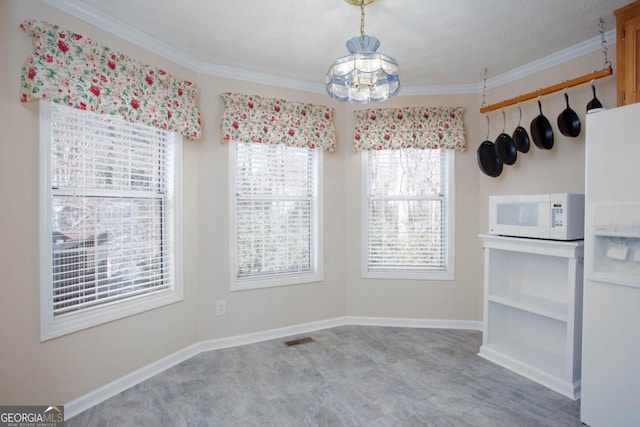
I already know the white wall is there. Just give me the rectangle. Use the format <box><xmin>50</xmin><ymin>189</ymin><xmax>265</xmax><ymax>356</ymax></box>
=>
<box><xmin>0</xmin><ymin>0</ymin><xmax>619</xmax><ymax>408</ymax></box>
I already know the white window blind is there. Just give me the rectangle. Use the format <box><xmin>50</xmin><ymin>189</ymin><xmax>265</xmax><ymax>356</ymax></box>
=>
<box><xmin>40</xmin><ymin>101</ymin><xmax>182</xmax><ymax>340</ymax></box>
<box><xmin>363</xmin><ymin>149</ymin><xmax>454</xmax><ymax>280</ymax></box>
<box><xmin>231</xmin><ymin>142</ymin><xmax>322</xmax><ymax>290</ymax></box>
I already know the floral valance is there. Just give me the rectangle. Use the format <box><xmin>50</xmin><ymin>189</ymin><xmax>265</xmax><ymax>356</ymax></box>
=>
<box><xmin>353</xmin><ymin>106</ymin><xmax>466</xmax><ymax>151</ymax></box>
<box><xmin>20</xmin><ymin>20</ymin><xmax>202</xmax><ymax>140</ymax></box>
<box><xmin>221</xmin><ymin>93</ymin><xmax>336</xmax><ymax>152</ymax></box>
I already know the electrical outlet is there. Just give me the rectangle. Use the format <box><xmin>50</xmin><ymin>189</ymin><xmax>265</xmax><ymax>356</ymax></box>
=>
<box><xmin>216</xmin><ymin>300</ymin><xmax>226</xmax><ymax>316</ymax></box>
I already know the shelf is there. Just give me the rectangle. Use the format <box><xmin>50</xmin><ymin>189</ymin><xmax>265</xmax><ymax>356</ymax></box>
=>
<box><xmin>487</xmin><ymin>249</ymin><xmax>570</xmax><ymax>306</ymax></box>
<box><xmin>479</xmin><ymin>233</ymin><xmax>583</xmax><ymax>400</ymax></box>
<box><xmin>488</xmin><ymin>291</ymin><xmax>568</xmax><ymax>321</ymax></box>
<box><xmin>486</xmin><ymin>302</ymin><xmax>567</xmax><ymax>358</ymax></box>
<box><xmin>479</xmin><ymin>234</ymin><xmax>584</xmax><ymax>258</ymax></box>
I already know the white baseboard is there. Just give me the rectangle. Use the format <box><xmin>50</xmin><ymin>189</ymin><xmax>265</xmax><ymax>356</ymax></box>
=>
<box><xmin>346</xmin><ymin>316</ymin><xmax>483</xmax><ymax>331</ymax></box>
<box><xmin>197</xmin><ymin>317</ymin><xmax>347</xmax><ymax>354</ymax></box>
<box><xmin>65</xmin><ymin>341</ymin><xmax>202</xmax><ymax>418</ymax></box>
<box><xmin>64</xmin><ymin>316</ymin><xmax>481</xmax><ymax>419</ymax></box>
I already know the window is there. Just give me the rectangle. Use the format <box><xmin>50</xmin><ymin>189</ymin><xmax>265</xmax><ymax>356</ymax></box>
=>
<box><xmin>230</xmin><ymin>142</ymin><xmax>323</xmax><ymax>290</ymax></box>
<box><xmin>39</xmin><ymin>102</ymin><xmax>183</xmax><ymax>341</ymax></box>
<box><xmin>362</xmin><ymin>148</ymin><xmax>455</xmax><ymax>280</ymax></box>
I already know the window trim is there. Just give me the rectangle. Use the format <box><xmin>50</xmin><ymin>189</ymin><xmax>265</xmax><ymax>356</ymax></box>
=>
<box><xmin>228</xmin><ymin>141</ymin><xmax>324</xmax><ymax>291</ymax></box>
<box><xmin>360</xmin><ymin>149</ymin><xmax>455</xmax><ymax>281</ymax></box>
<box><xmin>39</xmin><ymin>101</ymin><xmax>183</xmax><ymax>341</ymax></box>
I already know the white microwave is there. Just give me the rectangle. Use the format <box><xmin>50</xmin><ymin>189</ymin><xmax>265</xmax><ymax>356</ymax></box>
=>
<box><xmin>489</xmin><ymin>193</ymin><xmax>585</xmax><ymax>240</ymax></box>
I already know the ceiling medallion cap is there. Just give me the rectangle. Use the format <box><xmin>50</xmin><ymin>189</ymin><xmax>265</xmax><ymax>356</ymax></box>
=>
<box><xmin>344</xmin><ymin>0</ymin><xmax>378</xmax><ymax>6</ymax></box>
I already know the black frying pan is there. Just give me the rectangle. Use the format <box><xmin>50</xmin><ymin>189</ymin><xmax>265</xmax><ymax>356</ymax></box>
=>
<box><xmin>495</xmin><ymin>110</ymin><xmax>517</xmax><ymax>165</ymax></box>
<box><xmin>512</xmin><ymin>104</ymin><xmax>530</xmax><ymax>153</ymax></box>
<box><xmin>478</xmin><ymin>140</ymin><xmax>503</xmax><ymax>177</ymax></box>
<box><xmin>586</xmin><ymin>81</ymin><xmax>603</xmax><ymax>112</ymax></box>
<box><xmin>557</xmin><ymin>90</ymin><xmax>581</xmax><ymax>137</ymax></box>
<box><xmin>477</xmin><ymin>116</ymin><xmax>503</xmax><ymax>177</ymax></box>
<box><xmin>530</xmin><ymin>100</ymin><xmax>554</xmax><ymax>149</ymax></box>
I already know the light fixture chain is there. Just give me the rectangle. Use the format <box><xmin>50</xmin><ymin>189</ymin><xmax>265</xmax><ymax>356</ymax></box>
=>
<box><xmin>598</xmin><ymin>18</ymin><xmax>610</xmax><ymax>68</ymax></box>
<box><xmin>360</xmin><ymin>0</ymin><xmax>365</xmax><ymax>37</ymax></box>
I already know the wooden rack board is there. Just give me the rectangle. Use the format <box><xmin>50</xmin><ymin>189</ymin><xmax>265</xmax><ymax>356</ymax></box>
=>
<box><xmin>479</xmin><ymin>67</ymin><xmax>613</xmax><ymax>113</ymax></box>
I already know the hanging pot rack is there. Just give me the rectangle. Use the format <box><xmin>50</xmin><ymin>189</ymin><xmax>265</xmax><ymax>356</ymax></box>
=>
<box><xmin>480</xmin><ymin>18</ymin><xmax>613</xmax><ymax>114</ymax></box>
<box><xmin>479</xmin><ymin>66</ymin><xmax>612</xmax><ymax>113</ymax></box>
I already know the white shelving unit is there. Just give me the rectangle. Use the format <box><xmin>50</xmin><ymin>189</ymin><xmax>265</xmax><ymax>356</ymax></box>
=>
<box><xmin>478</xmin><ymin>234</ymin><xmax>584</xmax><ymax>399</ymax></box>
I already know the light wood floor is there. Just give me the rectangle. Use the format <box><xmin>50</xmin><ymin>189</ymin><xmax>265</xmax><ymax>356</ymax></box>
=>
<box><xmin>68</xmin><ymin>326</ymin><xmax>582</xmax><ymax>426</ymax></box>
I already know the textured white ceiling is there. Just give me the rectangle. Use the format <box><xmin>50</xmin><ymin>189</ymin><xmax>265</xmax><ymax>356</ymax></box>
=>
<box><xmin>45</xmin><ymin>0</ymin><xmax>633</xmax><ymax>92</ymax></box>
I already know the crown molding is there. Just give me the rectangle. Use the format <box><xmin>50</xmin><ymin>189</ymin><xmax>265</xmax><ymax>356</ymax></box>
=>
<box><xmin>400</xmin><ymin>82</ymin><xmax>483</xmax><ymax>96</ymax></box>
<box><xmin>43</xmin><ymin>0</ymin><xmax>328</xmax><ymax>93</ymax></box>
<box><xmin>192</xmin><ymin>61</ymin><xmax>327</xmax><ymax>93</ymax></box>
<box><xmin>486</xmin><ymin>30</ymin><xmax>616</xmax><ymax>90</ymax></box>
<box><xmin>44</xmin><ymin>0</ymin><xmax>615</xmax><ymax>95</ymax></box>
<box><xmin>42</xmin><ymin>0</ymin><xmax>203</xmax><ymax>69</ymax></box>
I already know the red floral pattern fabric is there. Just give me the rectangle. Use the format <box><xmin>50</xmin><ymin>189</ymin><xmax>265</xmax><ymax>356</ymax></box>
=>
<box><xmin>353</xmin><ymin>107</ymin><xmax>465</xmax><ymax>151</ymax></box>
<box><xmin>20</xmin><ymin>20</ymin><xmax>202</xmax><ymax>140</ymax></box>
<box><xmin>221</xmin><ymin>93</ymin><xmax>336</xmax><ymax>152</ymax></box>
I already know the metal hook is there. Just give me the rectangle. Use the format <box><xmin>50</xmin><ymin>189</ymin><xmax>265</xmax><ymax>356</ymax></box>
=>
<box><xmin>590</xmin><ymin>79</ymin><xmax>596</xmax><ymax>88</ymax></box>
<box><xmin>501</xmin><ymin>108</ymin><xmax>507</xmax><ymax>133</ymax></box>
<box><xmin>485</xmin><ymin>115</ymin><xmax>491</xmax><ymax>140</ymax></box>
<box><xmin>536</xmin><ymin>96</ymin><xmax>543</xmax><ymax>113</ymax></box>
<box><xmin>517</xmin><ymin>102</ymin><xmax>523</xmax><ymax>126</ymax></box>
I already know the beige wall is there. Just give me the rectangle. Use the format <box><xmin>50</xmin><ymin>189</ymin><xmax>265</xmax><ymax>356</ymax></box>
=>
<box><xmin>0</xmin><ymin>0</ymin><xmax>201</xmax><ymax>405</ymax></box>
<box><xmin>477</xmin><ymin>50</ymin><xmax>618</xmax><ymax>234</ymax></box>
<box><xmin>0</xmin><ymin>0</ymin><xmax>618</xmax><ymax>408</ymax></box>
<box><xmin>343</xmin><ymin>94</ymin><xmax>484</xmax><ymax>320</ymax></box>
<box><xmin>194</xmin><ymin>78</ymin><xmax>348</xmax><ymax>340</ymax></box>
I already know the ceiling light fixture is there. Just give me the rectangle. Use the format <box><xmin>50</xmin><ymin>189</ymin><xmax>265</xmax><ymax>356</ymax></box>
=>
<box><xmin>325</xmin><ymin>0</ymin><xmax>400</xmax><ymax>104</ymax></box>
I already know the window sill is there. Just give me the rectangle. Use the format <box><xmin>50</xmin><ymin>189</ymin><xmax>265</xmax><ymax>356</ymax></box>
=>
<box><xmin>362</xmin><ymin>269</ymin><xmax>455</xmax><ymax>281</ymax></box>
<box><xmin>41</xmin><ymin>289</ymin><xmax>183</xmax><ymax>341</ymax></box>
<box><xmin>231</xmin><ymin>272</ymin><xmax>323</xmax><ymax>291</ymax></box>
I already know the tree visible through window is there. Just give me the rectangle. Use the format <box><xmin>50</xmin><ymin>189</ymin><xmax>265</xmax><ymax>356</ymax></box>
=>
<box><xmin>230</xmin><ymin>142</ymin><xmax>322</xmax><ymax>290</ymax></box>
<box><xmin>363</xmin><ymin>148</ymin><xmax>454</xmax><ymax>280</ymax></box>
<box><xmin>40</xmin><ymin>102</ymin><xmax>183</xmax><ymax>340</ymax></box>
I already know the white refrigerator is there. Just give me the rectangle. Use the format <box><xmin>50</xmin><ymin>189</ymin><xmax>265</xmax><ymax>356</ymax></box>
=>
<box><xmin>581</xmin><ymin>102</ymin><xmax>640</xmax><ymax>426</ymax></box>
